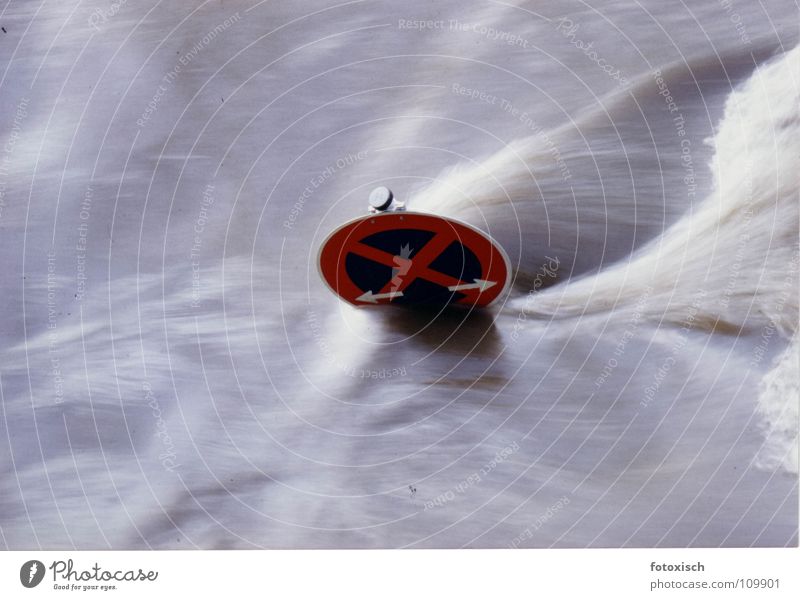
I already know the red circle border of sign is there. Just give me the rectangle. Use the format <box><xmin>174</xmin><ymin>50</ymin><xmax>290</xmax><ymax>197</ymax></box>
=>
<box><xmin>317</xmin><ymin>211</ymin><xmax>512</xmax><ymax>308</ymax></box>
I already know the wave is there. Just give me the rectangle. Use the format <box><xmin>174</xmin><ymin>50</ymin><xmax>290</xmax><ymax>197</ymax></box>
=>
<box><xmin>510</xmin><ymin>45</ymin><xmax>799</xmax><ymax>336</ymax></box>
<box><xmin>408</xmin><ymin>42</ymin><xmax>786</xmax><ymax>288</ymax></box>
<box><xmin>409</xmin><ymin>46</ymin><xmax>799</xmax><ymax>477</ymax></box>
<box><xmin>756</xmin><ymin>334</ymin><xmax>799</xmax><ymax>474</ymax></box>
<box><xmin>514</xmin><ymin>45</ymin><xmax>799</xmax><ymax>474</ymax></box>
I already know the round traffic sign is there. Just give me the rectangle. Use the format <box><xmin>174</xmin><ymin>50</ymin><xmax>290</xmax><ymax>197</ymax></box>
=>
<box><xmin>318</xmin><ymin>212</ymin><xmax>511</xmax><ymax>308</ymax></box>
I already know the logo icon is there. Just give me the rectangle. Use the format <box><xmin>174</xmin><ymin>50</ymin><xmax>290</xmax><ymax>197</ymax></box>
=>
<box><xmin>20</xmin><ymin>560</ymin><xmax>46</xmax><ymax>588</ymax></box>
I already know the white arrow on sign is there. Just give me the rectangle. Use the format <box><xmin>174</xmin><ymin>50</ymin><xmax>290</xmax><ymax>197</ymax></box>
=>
<box><xmin>447</xmin><ymin>279</ymin><xmax>497</xmax><ymax>292</ymax></box>
<box><xmin>356</xmin><ymin>290</ymin><xmax>404</xmax><ymax>303</ymax></box>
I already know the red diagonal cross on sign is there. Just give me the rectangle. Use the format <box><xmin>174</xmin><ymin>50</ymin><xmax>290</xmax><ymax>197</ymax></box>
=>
<box><xmin>349</xmin><ymin>231</ymin><xmax>465</xmax><ymax>294</ymax></box>
<box><xmin>318</xmin><ymin>212</ymin><xmax>510</xmax><ymax>307</ymax></box>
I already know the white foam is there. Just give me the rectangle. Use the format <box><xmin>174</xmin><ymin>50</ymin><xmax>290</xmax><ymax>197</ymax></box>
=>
<box><xmin>514</xmin><ymin>46</ymin><xmax>799</xmax><ymax>336</ymax></box>
<box><xmin>756</xmin><ymin>335</ymin><xmax>799</xmax><ymax>473</ymax></box>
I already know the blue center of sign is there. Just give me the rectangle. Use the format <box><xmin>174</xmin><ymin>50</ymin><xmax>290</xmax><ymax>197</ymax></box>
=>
<box><xmin>345</xmin><ymin>228</ymin><xmax>482</xmax><ymax>306</ymax></box>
